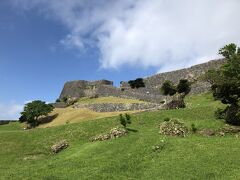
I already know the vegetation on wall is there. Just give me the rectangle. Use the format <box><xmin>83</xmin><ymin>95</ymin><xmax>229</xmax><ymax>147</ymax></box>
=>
<box><xmin>161</xmin><ymin>79</ymin><xmax>191</xmax><ymax>96</ymax></box>
<box><xmin>128</xmin><ymin>78</ymin><xmax>145</xmax><ymax>89</ymax></box>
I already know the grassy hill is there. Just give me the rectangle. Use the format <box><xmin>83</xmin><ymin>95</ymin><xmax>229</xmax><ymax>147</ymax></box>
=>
<box><xmin>40</xmin><ymin>96</ymin><xmax>146</xmax><ymax>128</ymax></box>
<box><xmin>0</xmin><ymin>93</ymin><xmax>240</xmax><ymax>179</ymax></box>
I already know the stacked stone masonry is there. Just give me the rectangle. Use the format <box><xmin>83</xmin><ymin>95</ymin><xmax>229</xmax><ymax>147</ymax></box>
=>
<box><xmin>59</xmin><ymin>59</ymin><xmax>226</xmax><ymax>103</ymax></box>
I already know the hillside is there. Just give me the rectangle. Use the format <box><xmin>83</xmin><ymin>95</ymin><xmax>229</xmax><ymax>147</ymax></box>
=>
<box><xmin>41</xmin><ymin>97</ymin><xmax>146</xmax><ymax>128</ymax></box>
<box><xmin>1</xmin><ymin>93</ymin><xmax>240</xmax><ymax>179</ymax></box>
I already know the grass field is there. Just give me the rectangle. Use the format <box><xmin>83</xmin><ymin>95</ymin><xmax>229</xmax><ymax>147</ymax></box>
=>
<box><xmin>0</xmin><ymin>93</ymin><xmax>239</xmax><ymax>179</ymax></box>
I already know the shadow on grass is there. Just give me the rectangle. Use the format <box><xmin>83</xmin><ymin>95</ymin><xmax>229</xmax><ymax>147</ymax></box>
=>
<box><xmin>127</xmin><ymin>128</ymin><xmax>138</xmax><ymax>133</ymax></box>
<box><xmin>38</xmin><ymin>114</ymin><xmax>59</xmax><ymax>125</ymax></box>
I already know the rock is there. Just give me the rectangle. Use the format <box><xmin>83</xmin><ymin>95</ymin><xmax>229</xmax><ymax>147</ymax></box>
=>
<box><xmin>51</xmin><ymin>140</ymin><xmax>69</xmax><ymax>154</ymax></box>
<box><xmin>92</xmin><ymin>127</ymin><xmax>128</xmax><ymax>142</ymax></box>
<box><xmin>110</xmin><ymin>127</ymin><xmax>128</xmax><ymax>138</ymax></box>
<box><xmin>221</xmin><ymin>125</ymin><xmax>240</xmax><ymax>134</ymax></box>
<box><xmin>199</xmin><ymin>129</ymin><xmax>215</xmax><ymax>136</ymax></box>
<box><xmin>159</xmin><ymin>118</ymin><xmax>188</xmax><ymax>137</ymax></box>
<box><xmin>217</xmin><ymin>132</ymin><xmax>225</xmax><ymax>136</ymax></box>
<box><xmin>91</xmin><ymin>134</ymin><xmax>111</xmax><ymax>141</ymax></box>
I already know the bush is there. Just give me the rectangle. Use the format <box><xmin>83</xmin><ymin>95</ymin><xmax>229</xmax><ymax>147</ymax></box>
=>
<box><xmin>215</xmin><ymin>108</ymin><xmax>226</xmax><ymax>119</ymax></box>
<box><xmin>119</xmin><ymin>114</ymin><xmax>126</xmax><ymax>128</ymax></box>
<box><xmin>177</xmin><ymin>79</ymin><xmax>191</xmax><ymax>95</ymax></box>
<box><xmin>125</xmin><ymin>113</ymin><xmax>131</xmax><ymax>124</ymax></box>
<box><xmin>225</xmin><ymin>105</ymin><xmax>240</xmax><ymax>125</ymax></box>
<box><xmin>161</xmin><ymin>80</ymin><xmax>176</xmax><ymax>96</ymax></box>
<box><xmin>62</xmin><ymin>97</ymin><xmax>68</xmax><ymax>103</ymax></box>
<box><xmin>119</xmin><ymin>114</ymin><xmax>132</xmax><ymax>128</ymax></box>
<box><xmin>128</xmin><ymin>78</ymin><xmax>145</xmax><ymax>89</ymax></box>
<box><xmin>56</xmin><ymin>99</ymin><xmax>61</xmax><ymax>103</ymax></box>
<box><xmin>164</xmin><ymin>117</ymin><xmax>170</xmax><ymax>122</ymax></box>
<box><xmin>191</xmin><ymin>123</ymin><xmax>197</xmax><ymax>133</ymax></box>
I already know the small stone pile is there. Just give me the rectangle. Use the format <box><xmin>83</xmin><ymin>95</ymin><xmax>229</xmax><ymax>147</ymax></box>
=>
<box><xmin>159</xmin><ymin>119</ymin><xmax>188</xmax><ymax>137</ymax></box>
<box><xmin>109</xmin><ymin>127</ymin><xmax>128</xmax><ymax>138</ymax></box>
<box><xmin>92</xmin><ymin>127</ymin><xmax>128</xmax><ymax>142</ymax></box>
<box><xmin>51</xmin><ymin>140</ymin><xmax>69</xmax><ymax>154</ymax></box>
<box><xmin>91</xmin><ymin>134</ymin><xmax>111</xmax><ymax>141</ymax></box>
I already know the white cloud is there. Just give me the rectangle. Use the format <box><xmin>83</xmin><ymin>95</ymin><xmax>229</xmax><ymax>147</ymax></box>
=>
<box><xmin>0</xmin><ymin>102</ymin><xmax>23</xmax><ymax>120</ymax></box>
<box><xmin>10</xmin><ymin>0</ymin><xmax>240</xmax><ymax>72</ymax></box>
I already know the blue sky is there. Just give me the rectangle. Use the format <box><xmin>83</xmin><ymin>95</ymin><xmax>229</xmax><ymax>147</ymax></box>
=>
<box><xmin>0</xmin><ymin>0</ymin><xmax>240</xmax><ymax>119</ymax></box>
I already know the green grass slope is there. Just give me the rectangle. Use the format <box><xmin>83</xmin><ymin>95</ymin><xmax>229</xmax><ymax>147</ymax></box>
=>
<box><xmin>0</xmin><ymin>93</ymin><xmax>239</xmax><ymax>179</ymax></box>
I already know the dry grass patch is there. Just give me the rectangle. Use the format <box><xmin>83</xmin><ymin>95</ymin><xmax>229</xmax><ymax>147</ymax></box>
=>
<box><xmin>77</xmin><ymin>96</ymin><xmax>146</xmax><ymax>104</ymax></box>
<box><xmin>39</xmin><ymin>107</ymin><xmax>138</xmax><ymax>128</ymax></box>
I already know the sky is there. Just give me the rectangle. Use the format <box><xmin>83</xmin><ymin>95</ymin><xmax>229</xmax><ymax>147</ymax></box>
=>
<box><xmin>0</xmin><ymin>0</ymin><xmax>240</xmax><ymax>120</ymax></box>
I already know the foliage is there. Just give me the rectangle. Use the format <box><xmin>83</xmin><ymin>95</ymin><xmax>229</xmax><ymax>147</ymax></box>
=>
<box><xmin>56</xmin><ymin>98</ymin><xmax>61</xmax><ymax>103</ymax></box>
<box><xmin>177</xmin><ymin>79</ymin><xmax>191</xmax><ymax>95</ymax></box>
<box><xmin>164</xmin><ymin>117</ymin><xmax>170</xmax><ymax>122</ymax></box>
<box><xmin>161</xmin><ymin>80</ymin><xmax>176</xmax><ymax>96</ymax></box>
<box><xmin>191</xmin><ymin>123</ymin><xmax>197</xmax><ymax>133</ymax></box>
<box><xmin>215</xmin><ymin>108</ymin><xmax>226</xmax><ymax>119</ymax></box>
<box><xmin>128</xmin><ymin>78</ymin><xmax>145</xmax><ymax>89</ymax></box>
<box><xmin>161</xmin><ymin>79</ymin><xmax>191</xmax><ymax>96</ymax></box>
<box><xmin>119</xmin><ymin>113</ymin><xmax>132</xmax><ymax>128</ymax></box>
<box><xmin>62</xmin><ymin>97</ymin><xmax>68</xmax><ymax>103</ymax></box>
<box><xmin>20</xmin><ymin>100</ymin><xmax>54</xmax><ymax>126</ymax></box>
<box><xmin>125</xmin><ymin>113</ymin><xmax>132</xmax><ymax>124</ymax></box>
<box><xmin>205</xmin><ymin>43</ymin><xmax>240</xmax><ymax>125</ymax></box>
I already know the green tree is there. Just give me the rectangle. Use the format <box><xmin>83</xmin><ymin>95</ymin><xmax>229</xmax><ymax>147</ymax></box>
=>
<box><xmin>205</xmin><ymin>43</ymin><xmax>240</xmax><ymax>125</ymax></box>
<box><xmin>119</xmin><ymin>114</ymin><xmax>131</xmax><ymax>128</ymax></box>
<box><xmin>161</xmin><ymin>80</ymin><xmax>176</xmax><ymax>96</ymax></box>
<box><xmin>177</xmin><ymin>79</ymin><xmax>191</xmax><ymax>95</ymax></box>
<box><xmin>20</xmin><ymin>100</ymin><xmax>54</xmax><ymax>127</ymax></box>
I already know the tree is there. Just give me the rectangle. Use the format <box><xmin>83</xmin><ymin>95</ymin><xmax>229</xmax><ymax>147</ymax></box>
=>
<box><xmin>20</xmin><ymin>100</ymin><xmax>54</xmax><ymax>127</ymax></box>
<box><xmin>119</xmin><ymin>114</ymin><xmax>132</xmax><ymax>128</ymax></box>
<box><xmin>128</xmin><ymin>78</ymin><xmax>145</xmax><ymax>89</ymax></box>
<box><xmin>177</xmin><ymin>79</ymin><xmax>191</xmax><ymax>95</ymax></box>
<box><xmin>161</xmin><ymin>79</ymin><xmax>191</xmax><ymax>109</ymax></box>
<box><xmin>205</xmin><ymin>43</ymin><xmax>240</xmax><ymax>125</ymax></box>
<box><xmin>161</xmin><ymin>80</ymin><xmax>176</xmax><ymax>96</ymax></box>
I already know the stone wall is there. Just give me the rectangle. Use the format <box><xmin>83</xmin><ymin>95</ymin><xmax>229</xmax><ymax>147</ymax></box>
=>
<box><xmin>73</xmin><ymin>102</ymin><xmax>162</xmax><ymax>112</ymax></box>
<box><xmin>58</xmin><ymin>59</ymin><xmax>226</xmax><ymax>103</ymax></box>
<box><xmin>59</xmin><ymin>79</ymin><xmax>113</xmax><ymax>99</ymax></box>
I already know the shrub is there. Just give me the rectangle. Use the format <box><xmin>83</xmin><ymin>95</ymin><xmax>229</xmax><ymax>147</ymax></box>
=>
<box><xmin>160</xmin><ymin>80</ymin><xmax>176</xmax><ymax>96</ymax></box>
<box><xmin>164</xmin><ymin>117</ymin><xmax>170</xmax><ymax>122</ymax></box>
<box><xmin>62</xmin><ymin>97</ymin><xmax>68</xmax><ymax>103</ymax></box>
<box><xmin>191</xmin><ymin>123</ymin><xmax>197</xmax><ymax>133</ymax></box>
<box><xmin>119</xmin><ymin>114</ymin><xmax>126</xmax><ymax>128</ymax></box>
<box><xmin>177</xmin><ymin>79</ymin><xmax>191</xmax><ymax>95</ymax></box>
<box><xmin>125</xmin><ymin>113</ymin><xmax>131</xmax><ymax>124</ymax></box>
<box><xmin>119</xmin><ymin>114</ymin><xmax>131</xmax><ymax>128</ymax></box>
<box><xmin>128</xmin><ymin>78</ymin><xmax>145</xmax><ymax>89</ymax></box>
<box><xmin>215</xmin><ymin>108</ymin><xmax>226</xmax><ymax>119</ymax></box>
<box><xmin>56</xmin><ymin>98</ymin><xmax>61</xmax><ymax>103</ymax></box>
